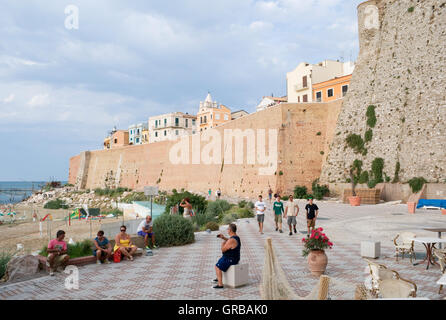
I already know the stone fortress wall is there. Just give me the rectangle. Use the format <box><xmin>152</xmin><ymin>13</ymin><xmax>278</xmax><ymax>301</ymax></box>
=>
<box><xmin>320</xmin><ymin>0</ymin><xmax>446</xmax><ymax>184</ymax></box>
<box><xmin>69</xmin><ymin>101</ymin><xmax>343</xmax><ymax>198</ymax></box>
<box><xmin>69</xmin><ymin>0</ymin><xmax>446</xmax><ymax>199</ymax></box>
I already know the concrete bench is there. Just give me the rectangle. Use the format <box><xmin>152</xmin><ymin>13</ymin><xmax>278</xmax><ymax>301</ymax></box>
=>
<box><xmin>222</xmin><ymin>263</ymin><xmax>249</xmax><ymax>288</ymax></box>
<box><xmin>361</xmin><ymin>241</ymin><xmax>381</xmax><ymax>259</ymax></box>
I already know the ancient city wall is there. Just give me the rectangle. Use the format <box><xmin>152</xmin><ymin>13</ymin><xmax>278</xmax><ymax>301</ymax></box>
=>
<box><xmin>320</xmin><ymin>0</ymin><xmax>446</xmax><ymax>184</ymax></box>
<box><xmin>69</xmin><ymin>101</ymin><xmax>342</xmax><ymax>198</ymax></box>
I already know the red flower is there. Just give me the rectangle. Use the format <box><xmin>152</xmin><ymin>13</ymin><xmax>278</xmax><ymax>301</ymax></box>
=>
<box><xmin>315</xmin><ymin>235</ymin><xmax>319</xmax><ymax>239</ymax></box>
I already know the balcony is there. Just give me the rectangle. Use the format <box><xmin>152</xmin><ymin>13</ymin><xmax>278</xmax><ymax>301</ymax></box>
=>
<box><xmin>294</xmin><ymin>83</ymin><xmax>309</xmax><ymax>92</ymax></box>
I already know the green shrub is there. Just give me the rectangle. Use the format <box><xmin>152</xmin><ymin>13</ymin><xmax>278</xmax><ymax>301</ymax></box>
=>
<box><xmin>0</xmin><ymin>251</ymin><xmax>13</xmax><ymax>280</ymax></box>
<box><xmin>408</xmin><ymin>177</ymin><xmax>427</xmax><ymax>193</ymax></box>
<box><xmin>392</xmin><ymin>162</ymin><xmax>401</xmax><ymax>183</ymax></box>
<box><xmin>316</xmin><ymin>132</ymin><xmax>322</xmax><ymax>136</ymax></box>
<box><xmin>44</xmin><ymin>199</ymin><xmax>69</xmax><ymax>209</ymax></box>
<box><xmin>101</xmin><ymin>208</ymin><xmax>123</xmax><ymax>216</ymax></box>
<box><xmin>358</xmin><ymin>171</ymin><xmax>369</xmax><ymax>184</ymax></box>
<box><xmin>294</xmin><ymin>185</ymin><xmax>308</xmax><ymax>199</ymax></box>
<box><xmin>281</xmin><ymin>195</ymin><xmax>290</xmax><ymax>201</ymax></box>
<box><xmin>346</xmin><ymin>134</ymin><xmax>365</xmax><ymax>154</ymax></box>
<box><xmin>205</xmin><ymin>221</ymin><xmax>220</xmax><ymax>231</ymax></box>
<box><xmin>408</xmin><ymin>6</ymin><xmax>414</xmax><ymax>12</ymax></box>
<box><xmin>364</xmin><ymin>129</ymin><xmax>373</xmax><ymax>143</ymax></box>
<box><xmin>191</xmin><ymin>209</ymin><xmax>213</xmax><ymax>228</ymax></box>
<box><xmin>164</xmin><ymin>191</ymin><xmax>207</xmax><ymax>215</ymax></box>
<box><xmin>153</xmin><ymin>214</ymin><xmax>195</xmax><ymax>247</ymax></box>
<box><xmin>39</xmin><ymin>239</ymin><xmax>93</xmax><ymax>258</ymax></box>
<box><xmin>206</xmin><ymin>200</ymin><xmax>231</xmax><ymax>222</ymax></box>
<box><xmin>247</xmin><ymin>201</ymin><xmax>255</xmax><ymax>209</ymax></box>
<box><xmin>235</xmin><ymin>207</ymin><xmax>254</xmax><ymax>218</ymax></box>
<box><xmin>312</xmin><ymin>179</ymin><xmax>329</xmax><ymax>200</ymax></box>
<box><xmin>366</xmin><ymin>105</ymin><xmax>377</xmax><ymax>128</ymax></box>
<box><xmin>368</xmin><ymin>158</ymin><xmax>384</xmax><ymax>188</ymax></box>
<box><xmin>222</xmin><ymin>213</ymin><xmax>237</xmax><ymax>225</ymax></box>
<box><xmin>238</xmin><ymin>200</ymin><xmax>247</xmax><ymax>208</ymax></box>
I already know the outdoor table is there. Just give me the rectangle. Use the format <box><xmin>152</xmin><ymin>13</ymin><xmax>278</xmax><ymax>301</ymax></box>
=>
<box><xmin>423</xmin><ymin>228</ymin><xmax>446</xmax><ymax>249</ymax></box>
<box><xmin>410</xmin><ymin>237</ymin><xmax>446</xmax><ymax>270</ymax></box>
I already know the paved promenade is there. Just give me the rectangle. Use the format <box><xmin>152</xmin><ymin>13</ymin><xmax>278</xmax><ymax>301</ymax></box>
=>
<box><xmin>0</xmin><ymin>201</ymin><xmax>445</xmax><ymax>300</ymax></box>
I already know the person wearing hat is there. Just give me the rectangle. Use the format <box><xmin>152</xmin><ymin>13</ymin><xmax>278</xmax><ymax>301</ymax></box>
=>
<box><xmin>305</xmin><ymin>197</ymin><xmax>319</xmax><ymax>235</ymax></box>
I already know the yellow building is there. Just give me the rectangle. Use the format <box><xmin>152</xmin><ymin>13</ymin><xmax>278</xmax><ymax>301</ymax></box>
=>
<box><xmin>197</xmin><ymin>93</ymin><xmax>231</xmax><ymax>132</ymax></box>
<box><xmin>103</xmin><ymin>129</ymin><xmax>129</xmax><ymax>149</ymax></box>
<box><xmin>141</xmin><ymin>129</ymin><xmax>149</xmax><ymax>144</ymax></box>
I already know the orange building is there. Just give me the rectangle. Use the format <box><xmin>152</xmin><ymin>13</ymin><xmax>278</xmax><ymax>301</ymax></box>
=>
<box><xmin>197</xmin><ymin>93</ymin><xmax>231</xmax><ymax>131</ymax></box>
<box><xmin>104</xmin><ymin>130</ymin><xmax>129</xmax><ymax>149</ymax></box>
<box><xmin>312</xmin><ymin>74</ymin><xmax>352</xmax><ymax>103</ymax></box>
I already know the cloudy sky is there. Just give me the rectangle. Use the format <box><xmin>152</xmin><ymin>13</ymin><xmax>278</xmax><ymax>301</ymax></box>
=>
<box><xmin>0</xmin><ymin>0</ymin><xmax>362</xmax><ymax>181</ymax></box>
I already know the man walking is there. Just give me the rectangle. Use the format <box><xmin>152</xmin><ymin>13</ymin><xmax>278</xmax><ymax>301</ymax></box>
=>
<box><xmin>273</xmin><ymin>195</ymin><xmax>284</xmax><ymax>233</ymax></box>
<box><xmin>255</xmin><ymin>195</ymin><xmax>266</xmax><ymax>234</ymax></box>
<box><xmin>305</xmin><ymin>197</ymin><xmax>319</xmax><ymax>235</ymax></box>
<box><xmin>284</xmin><ymin>194</ymin><xmax>299</xmax><ymax>236</ymax></box>
<box><xmin>268</xmin><ymin>187</ymin><xmax>273</xmax><ymax>203</ymax></box>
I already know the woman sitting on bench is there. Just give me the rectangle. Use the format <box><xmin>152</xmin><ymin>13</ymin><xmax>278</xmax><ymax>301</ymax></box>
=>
<box><xmin>114</xmin><ymin>225</ymin><xmax>137</xmax><ymax>261</ymax></box>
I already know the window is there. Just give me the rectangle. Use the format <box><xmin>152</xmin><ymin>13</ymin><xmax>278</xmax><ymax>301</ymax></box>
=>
<box><xmin>316</xmin><ymin>91</ymin><xmax>322</xmax><ymax>102</ymax></box>
<box><xmin>136</xmin><ymin>138</ymin><xmax>140</xmax><ymax>143</ymax></box>
<box><xmin>114</xmin><ymin>139</ymin><xmax>118</xmax><ymax>144</ymax></box>
<box><xmin>175</xmin><ymin>130</ymin><xmax>179</xmax><ymax>136</ymax></box>
<box><xmin>215</xmin><ymin>113</ymin><xmax>220</xmax><ymax>120</ymax></box>
<box><xmin>164</xmin><ymin>130</ymin><xmax>167</xmax><ymax>136</ymax></box>
<box><xmin>164</xmin><ymin>119</ymin><xmax>167</xmax><ymax>127</ymax></box>
<box><xmin>204</xmin><ymin>116</ymin><xmax>207</xmax><ymax>123</ymax></box>
<box><xmin>211</xmin><ymin>114</ymin><xmax>213</xmax><ymax>120</ymax></box>
<box><xmin>302</xmin><ymin>75</ymin><xmax>307</xmax><ymax>88</ymax></box>
<box><xmin>155</xmin><ymin>120</ymin><xmax>158</xmax><ymax>128</ymax></box>
<box><xmin>298</xmin><ymin>96</ymin><xmax>300</xmax><ymax>103</ymax></box>
<box><xmin>192</xmin><ymin>119</ymin><xmax>196</xmax><ymax>126</ymax></box>
<box><xmin>175</xmin><ymin>118</ymin><xmax>179</xmax><ymax>126</ymax></box>
<box><xmin>224</xmin><ymin>114</ymin><xmax>229</xmax><ymax>120</ymax></box>
<box><xmin>342</xmin><ymin>85</ymin><xmax>348</xmax><ymax>97</ymax></box>
<box><xmin>327</xmin><ymin>88</ymin><xmax>334</xmax><ymax>98</ymax></box>
<box><xmin>137</xmin><ymin>129</ymin><xmax>140</xmax><ymax>135</ymax></box>
<box><xmin>185</xmin><ymin>119</ymin><xmax>188</xmax><ymax>127</ymax></box>
<box><xmin>303</xmin><ymin>94</ymin><xmax>308</xmax><ymax>103</ymax></box>
<box><xmin>155</xmin><ymin>132</ymin><xmax>158</xmax><ymax>137</ymax></box>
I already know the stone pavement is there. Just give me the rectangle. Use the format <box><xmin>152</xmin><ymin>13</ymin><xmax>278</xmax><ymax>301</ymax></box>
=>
<box><xmin>0</xmin><ymin>202</ymin><xmax>445</xmax><ymax>300</ymax></box>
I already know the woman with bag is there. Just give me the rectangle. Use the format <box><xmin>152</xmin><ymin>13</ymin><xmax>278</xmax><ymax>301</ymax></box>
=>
<box><xmin>179</xmin><ymin>198</ymin><xmax>193</xmax><ymax>219</ymax></box>
<box><xmin>113</xmin><ymin>225</ymin><xmax>137</xmax><ymax>261</ymax></box>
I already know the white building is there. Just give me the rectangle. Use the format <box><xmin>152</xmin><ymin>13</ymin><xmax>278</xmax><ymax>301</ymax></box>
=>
<box><xmin>286</xmin><ymin>60</ymin><xmax>355</xmax><ymax>103</ymax></box>
<box><xmin>148</xmin><ymin>112</ymin><xmax>197</xmax><ymax>143</ymax></box>
<box><xmin>128</xmin><ymin>123</ymin><xmax>148</xmax><ymax>145</ymax></box>
<box><xmin>256</xmin><ymin>96</ymin><xmax>287</xmax><ymax>112</ymax></box>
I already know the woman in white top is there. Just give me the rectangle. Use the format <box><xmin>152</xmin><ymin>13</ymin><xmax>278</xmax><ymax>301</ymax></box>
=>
<box><xmin>180</xmin><ymin>198</ymin><xmax>192</xmax><ymax>219</ymax></box>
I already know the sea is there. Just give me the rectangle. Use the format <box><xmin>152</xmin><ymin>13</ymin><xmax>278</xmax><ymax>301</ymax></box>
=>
<box><xmin>0</xmin><ymin>181</ymin><xmax>66</xmax><ymax>205</ymax></box>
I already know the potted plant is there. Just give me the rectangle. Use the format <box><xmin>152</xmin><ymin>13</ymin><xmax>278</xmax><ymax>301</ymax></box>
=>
<box><xmin>302</xmin><ymin>228</ymin><xmax>333</xmax><ymax>276</ymax></box>
<box><xmin>348</xmin><ymin>163</ymin><xmax>361</xmax><ymax>206</ymax></box>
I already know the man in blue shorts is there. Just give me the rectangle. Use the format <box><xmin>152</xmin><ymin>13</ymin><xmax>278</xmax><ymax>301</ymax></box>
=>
<box><xmin>137</xmin><ymin>215</ymin><xmax>157</xmax><ymax>249</ymax></box>
<box><xmin>213</xmin><ymin>223</ymin><xmax>241</xmax><ymax>289</ymax></box>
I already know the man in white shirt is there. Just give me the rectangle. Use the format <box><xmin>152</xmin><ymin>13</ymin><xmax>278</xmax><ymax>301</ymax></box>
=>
<box><xmin>137</xmin><ymin>215</ymin><xmax>157</xmax><ymax>249</ymax></box>
<box><xmin>284</xmin><ymin>195</ymin><xmax>299</xmax><ymax>236</ymax></box>
<box><xmin>255</xmin><ymin>195</ymin><xmax>266</xmax><ymax>234</ymax></box>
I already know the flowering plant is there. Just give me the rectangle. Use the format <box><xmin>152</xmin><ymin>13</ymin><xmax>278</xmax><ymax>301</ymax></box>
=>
<box><xmin>302</xmin><ymin>228</ymin><xmax>333</xmax><ymax>257</ymax></box>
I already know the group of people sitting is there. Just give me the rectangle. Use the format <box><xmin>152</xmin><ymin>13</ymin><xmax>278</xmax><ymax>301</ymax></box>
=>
<box><xmin>46</xmin><ymin>215</ymin><xmax>157</xmax><ymax>275</ymax></box>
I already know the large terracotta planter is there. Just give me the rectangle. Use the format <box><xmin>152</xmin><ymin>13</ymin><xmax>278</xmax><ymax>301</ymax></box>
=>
<box><xmin>348</xmin><ymin>196</ymin><xmax>361</xmax><ymax>206</ymax></box>
<box><xmin>407</xmin><ymin>202</ymin><xmax>416</xmax><ymax>214</ymax></box>
<box><xmin>307</xmin><ymin>250</ymin><xmax>328</xmax><ymax>276</ymax></box>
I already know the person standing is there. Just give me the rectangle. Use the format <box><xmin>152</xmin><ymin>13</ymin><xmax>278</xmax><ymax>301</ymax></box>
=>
<box><xmin>305</xmin><ymin>197</ymin><xmax>319</xmax><ymax>235</ymax></box>
<box><xmin>284</xmin><ymin>195</ymin><xmax>299</xmax><ymax>236</ymax></box>
<box><xmin>208</xmin><ymin>188</ymin><xmax>212</xmax><ymax>199</ymax></box>
<box><xmin>273</xmin><ymin>195</ymin><xmax>284</xmax><ymax>233</ymax></box>
<box><xmin>254</xmin><ymin>195</ymin><xmax>266</xmax><ymax>234</ymax></box>
<box><xmin>180</xmin><ymin>198</ymin><xmax>192</xmax><ymax>219</ymax></box>
<box><xmin>268</xmin><ymin>187</ymin><xmax>273</xmax><ymax>203</ymax></box>
<box><xmin>216</xmin><ymin>188</ymin><xmax>222</xmax><ymax>199</ymax></box>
